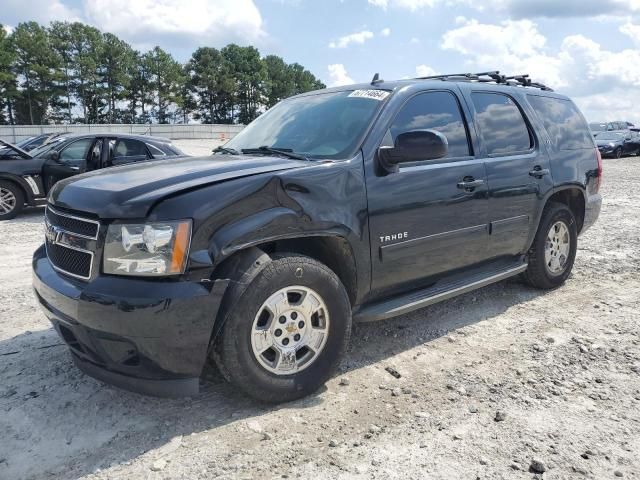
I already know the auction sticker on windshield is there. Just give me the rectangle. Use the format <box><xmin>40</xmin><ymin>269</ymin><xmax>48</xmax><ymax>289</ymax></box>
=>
<box><xmin>348</xmin><ymin>89</ymin><xmax>390</xmax><ymax>101</ymax></box>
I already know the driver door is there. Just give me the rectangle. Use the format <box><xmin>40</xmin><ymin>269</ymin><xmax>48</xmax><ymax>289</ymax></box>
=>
<box><xmin>43</xmin><ymin>137</ymin><xmax>102</xmax><ymax>193</ymax></box>
<box><xmin>366</xmin><ymin>89</ymin><xmax>490</xmax><ymax>295</ymax></box>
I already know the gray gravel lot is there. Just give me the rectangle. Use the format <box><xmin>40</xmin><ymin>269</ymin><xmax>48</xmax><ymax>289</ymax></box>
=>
<box><xmin>0</xmin><ymin>145</ymin><xmax>638</xmax><ymax>479</ymax></box>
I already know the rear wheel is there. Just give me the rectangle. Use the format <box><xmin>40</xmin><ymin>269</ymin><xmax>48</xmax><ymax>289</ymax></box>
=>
<box><xmin>212</xmin><ymin>254</ymin><xmax>352</xmax><ymax>402</ymax></box>
<box><xmin>523</xmin><ymin>202</ymin><xmax>577</xmax><ymax>289</ymax></box>
<box><xmin>0</xmin><ymin>181</ymin><xmax>24</xmax><ymax>220</ymax></box>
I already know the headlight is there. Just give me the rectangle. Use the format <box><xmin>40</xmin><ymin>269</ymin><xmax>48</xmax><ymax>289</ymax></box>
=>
<box><xmin>103</xmin><ymin>220</ymin><xmax>192</xmax><ymax>276</ymax></box>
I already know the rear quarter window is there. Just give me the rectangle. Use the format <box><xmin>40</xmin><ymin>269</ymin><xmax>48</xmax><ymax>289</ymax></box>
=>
<box><xmin>528</xmin><ymin>95</ymin><xmax>594</xmax><ymax>150</ymax></box>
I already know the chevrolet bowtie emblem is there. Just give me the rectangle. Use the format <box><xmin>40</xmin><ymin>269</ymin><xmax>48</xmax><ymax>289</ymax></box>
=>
<box><xmin>44</xmin><ymin>220</ymin><xmax>60</xmax><ymax>244</ymax></box>
<box><xmin>285</xmin><ymin>324</ymin><xmax>297</xmax><ymax>334</ymax></box>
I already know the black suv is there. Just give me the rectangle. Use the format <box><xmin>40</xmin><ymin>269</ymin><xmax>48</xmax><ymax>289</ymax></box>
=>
<box><xmin>0</xmin><ymin>133</ymin><xmax>185</xmax><ymax>219</ymax></box>
<box><xmin>32</xmin><ymin>72</ymin><xmax>602</xmax><ymax>401</ymax></box>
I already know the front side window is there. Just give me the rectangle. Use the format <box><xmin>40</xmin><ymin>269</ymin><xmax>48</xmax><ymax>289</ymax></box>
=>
<box><xmin>472</xmin><ymin>92</ymin><xmax>532</xmax><ymax>155</ymax></box>
<box><xmin>387</xmin><ymin>91</ymin><xmax>471</xmax><ymax>158</ymax></box>
<box><xmin>59</xmin><ymin>138</ymin><xmax>94</xmax><ymax>164</ymax></box>
<box><xmin>528</xmin><ymin>95</ymin><xmax>594</xmax><ymax>150</ymax></box>
<box><xmin>225</xmin><ymin>90</ymin><xmax>387</xmax><ymax>160</ymax></box>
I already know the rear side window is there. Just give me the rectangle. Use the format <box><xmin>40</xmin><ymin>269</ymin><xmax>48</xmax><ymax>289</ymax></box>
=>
<box><xmin>389</xmin><ymin>90</ymin><xmax>471</xmax><ymax>158</ymax></box>
<box><xmin>528</xmin><ymin>95</ymin><xmax>593</xmax><ymax>150</ymax></box>
<box><xmin>145</xmin><ymin>143</ymin><xmax>167</xmax><ymax>158</ymax></box>
<box><xmin>110</xmin><ymin>139</ymin><xmax>150</xmax><ymax>164</ymax></box>
<box><xmin>471</xmin><ymin>92</ymin><xmax>532</xmax><ymax>155</ymax></box>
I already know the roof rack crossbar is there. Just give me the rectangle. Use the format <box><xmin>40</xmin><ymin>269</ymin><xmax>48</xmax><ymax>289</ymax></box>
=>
<box><xmin>412</xmin><ymin>70</ymin><xmax>553</xmax><ymax>91</ymax></box>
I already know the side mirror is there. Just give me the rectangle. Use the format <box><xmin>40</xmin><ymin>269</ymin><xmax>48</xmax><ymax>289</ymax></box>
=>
<box><xmin>48</xmin><ymin>150</ymin><xmax>60</xmax><ymax>162</ymax></box>
<box><xmin>378</xmin><ymin>129</ymin><xmax>448</xmax><ymax>170</ymax></box>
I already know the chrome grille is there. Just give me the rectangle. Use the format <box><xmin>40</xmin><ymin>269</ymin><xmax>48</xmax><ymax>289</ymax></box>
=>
<box><xmin>46</xmin><ymin>206</ymin><xmax>99</xmax><ymax>239</ymax></box>
<box><xmin>45</xmin><ymin>206</ymin><xmax>99</xmax><ymax>280</ymax></box>
<box><xmin>46</xmin><ymin>243</ymin><xmax>92</xmax><ymax>279</ymax></box>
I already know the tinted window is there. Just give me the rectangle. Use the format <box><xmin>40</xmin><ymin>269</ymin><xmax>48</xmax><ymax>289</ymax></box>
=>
<box><xmin>528</xmin><ymin>95</ymin><xmax>593</xmax><ymax>150</ymax></box>
<box><xmin>59</xmin><ymin>138</ymin><xmax>94</xmax><ymax>164</ymax></box>
<box><xmin>388</xmin><ymin>91</ymin><xmax>470</xmax><ymax>158</ymax></box>
<box><xmin>110</xmin><ymin>139</ymin><xmax>149</xmax><ymax>165</ymax></box>
<box><xmin>146</xmin><ymin>143</ymin><xmax>167</xmax><ymax>158</ymax></box>
<box><xmin>471</xmin><ymin>92</ymin><xmax>531</xmax><ymax>155</ymax></box>
<box><xmin>225</xmin><ymin>90</ymin><xmax>385</xmax><ymax>160</ymax></box>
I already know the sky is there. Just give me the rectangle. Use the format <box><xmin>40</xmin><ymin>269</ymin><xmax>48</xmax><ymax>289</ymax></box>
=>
<box><xmin>2</xmin><ymin>0</ymin><xmax>640</xmax><ymax>123</ymax></box>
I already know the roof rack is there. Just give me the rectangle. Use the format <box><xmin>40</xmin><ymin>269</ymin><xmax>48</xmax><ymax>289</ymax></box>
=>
<box><xmin>413</xmin><ymin>70</ymin><xmax>553</xmax><ymax>91</ymax></box>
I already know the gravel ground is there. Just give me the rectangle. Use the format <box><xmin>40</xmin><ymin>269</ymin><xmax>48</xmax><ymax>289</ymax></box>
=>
<box><xmin>0</xmin><ymin>147</ymin><xmax>639</xmax><ymax>480</ymax></box>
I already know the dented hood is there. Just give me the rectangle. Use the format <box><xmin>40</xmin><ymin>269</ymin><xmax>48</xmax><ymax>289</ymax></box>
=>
<box><xmin>50</xmin><ymin>155</ymin><xmax>306</xmax><ymax>218</ymax></box>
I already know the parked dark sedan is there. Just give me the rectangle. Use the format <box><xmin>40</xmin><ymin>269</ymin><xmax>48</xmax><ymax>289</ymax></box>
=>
<box><xmin>595</xmin><ymin>131</ymin><xmax>640</xmax><ymax>158</ymax></box>
<box><xmin>0</xmin><ymin>133</ymin><xmax>186</xmax><ymax>219</ymax></box>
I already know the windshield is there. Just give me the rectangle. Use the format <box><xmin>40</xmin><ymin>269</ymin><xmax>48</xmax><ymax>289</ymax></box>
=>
<box><xmin>589</xmin><ymin>123</ymin><xmax>607</xmax><ymax>132</ymax></box>
<box><xmin>597</xmin><ymin>132</ymin><xmax>622</xmax><ymax>141</ymax></box>
<box><xmin>30</xmin><ymin>137</ymin><xmax>67</xmax><ymax>157</ymax></box>
<box><xmin>224</xmin><ymin>90</ymin><xmax>389</xmax><ymax>160</ymax></box>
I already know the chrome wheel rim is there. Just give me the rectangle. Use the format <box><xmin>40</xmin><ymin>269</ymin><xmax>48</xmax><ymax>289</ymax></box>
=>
<box><xmin>0</xmin><ymin>187</ymin><xmax>16</xmax><ymax>215</ymax></box>
<box><xmin>545</xmin><ymin>221</ymin><xmax>570</xmax><ymax>275</ymax></box>
<box><xmin>251</xmin><ymin>286</ymin><xmax>330</xmax><ymax>375</ymax></box>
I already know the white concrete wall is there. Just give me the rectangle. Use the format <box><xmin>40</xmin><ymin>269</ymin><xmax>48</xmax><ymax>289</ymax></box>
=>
<box><xmin>0</xmin><ymin>124</ymin><xmax>244</xmax><ymax>143</ymax></box>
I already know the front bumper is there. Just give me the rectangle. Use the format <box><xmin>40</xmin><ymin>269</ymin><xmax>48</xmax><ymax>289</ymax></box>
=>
<box><xmin>597</xmin><ymin>147</ymin><xmax>615</xmax><ymax>157</ymax></box>
<box><xmin>32</xmin><ymin>245</ymin><xmax>228</xmax><ymax>397</ymax></box>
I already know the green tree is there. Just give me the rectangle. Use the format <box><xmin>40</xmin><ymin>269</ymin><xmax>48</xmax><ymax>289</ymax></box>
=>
<box><xmin>289</xmin><ymin>63</ymin><xmax>325</xmax><ymax>94</ymax></box>
<box><xmin>68</xmin><ymin>22</ymin><xmax>103</xmax><ymax>123</ymax></box>
<box><xmin>100</xmin><ymin>32</ymin><xmax>135</xmax><ymax>123</ymax></box>
<box><xmin>262</xmin><ymin>55</ymin><xmax>295</xmax><ymax>108</ymax></box>
<box><xmin>144</xmin><ymin>46</ymin><xmax>182</xmax><ymax>123</ymax></box>
<box><xmin>11</xmin><ymin>22</ymin><xmax>62</xmax><ymax>124</ymax></box>
<box><xmin>0</xmin><ymin>25</ymin><xmax>18</xmax><ymax>124</ymax></box>
<box><xmin>48</xmin><ymin>21</ymin><xmax>75</xmax><ymax>123</ymax></box>
<box><xmin>122</xmin><ymin>51</ymin><xmax>153</xmax><ymax>123</ymax></box>
<box><xmin>222</xmin><ymin>44</ymin><xmax>266</xmax><ymax>124</ymax></box>
<box><xmin>185</xmin><ymin>47</ymin><xmax>235</xmax><ymax>123</ymax></box>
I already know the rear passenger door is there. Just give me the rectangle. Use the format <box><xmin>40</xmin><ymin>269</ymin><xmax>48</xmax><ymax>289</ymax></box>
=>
<box><xmin>463</xmin><ymin>89</ymin><xmax>553</xmax><ymax>258</ymax></box>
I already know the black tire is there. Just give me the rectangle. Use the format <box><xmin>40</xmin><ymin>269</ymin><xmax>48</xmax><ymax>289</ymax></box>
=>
<box><xmin>0</xmin><ymin>181</ymin><xmax>25</xmax><ymax>221</ymax></box>
<box><xmin>212</xmin><ymin>253</ymin><xmax>352</xmax><ymax>402</ymax></box>
<box><xmin>614</xmin><ymin>147</ymin><xmax>623</xmax><ymax>159</ymax></box>
<box><xmin>523</xmin><ymin>202</ymin><xmax>578</xmax><ymax>290</ymax></box>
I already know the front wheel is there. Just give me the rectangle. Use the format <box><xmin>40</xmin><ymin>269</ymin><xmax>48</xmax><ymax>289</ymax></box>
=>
<box><xmin>212</xmin><ymin>254</ymin><xmax>352</xmax><ymax>402</ymax></box>
<box><xmin>523</xmin><ymin>202</ymin><xmax>578</xmax><ymax>289</ymax></box>
<box><xmin>0</xmin><ymin>181</ymin><xmax>24</xmax><ymax>220</ymax></box>
<box><xmin>615</xmin><ymin>147</ymin><xmax>623</xmax><ymax>159</ymax></box>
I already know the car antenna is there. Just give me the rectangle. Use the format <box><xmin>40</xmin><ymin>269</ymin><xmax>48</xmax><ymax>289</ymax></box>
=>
<box><xmin>371</xmin><ymin>73</ymin><xmax>384</xmax><ymax>85</ymax></box>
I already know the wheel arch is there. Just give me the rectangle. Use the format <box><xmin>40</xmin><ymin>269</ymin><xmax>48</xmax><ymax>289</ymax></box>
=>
<box><xmin>545</xmin><ymin>186</ymin><xmax>586</xmax><ymax>234</ymax></box>
<box><xmin>212</xmin><ymin>234</ymin><xmax>358</xmax><ymax>305</ymax></box>
<box><xmin>208</xmin><ymin>235</ymin><xmax>359</xmax><ymax>345</ymax></box>
<box><xmin>0</xmin><ymin>174</ymin><xmax>33</xmax><ymax>205</ymax></box>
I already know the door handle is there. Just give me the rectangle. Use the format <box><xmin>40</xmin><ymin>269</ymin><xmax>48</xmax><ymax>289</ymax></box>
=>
<box><xmin>457</xmin><ymin>178</ymin><xmax>485</xmax><ymax>190</ymax></box>
<box><xmin>69</xmin><ymin>166</ymin><xmax>80</xmax><ymax>171</ymax></box>
<box><xmin>529</xmin><ymin>166</ymin><xmax>550</xmax><ymax>178</ymax></box>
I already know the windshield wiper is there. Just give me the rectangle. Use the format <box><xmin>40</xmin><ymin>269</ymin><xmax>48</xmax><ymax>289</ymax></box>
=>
<box><xmin>241</xmin><ymin>146</ymin><xmax>308</xmax><ymax>161</ymax></box>
<box><xmin>212</xmin><ymin>146</ymin><xmax>240</xmax><ymax>155</ymax></box>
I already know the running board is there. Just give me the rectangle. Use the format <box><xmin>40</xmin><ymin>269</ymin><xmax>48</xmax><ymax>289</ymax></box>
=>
<box><xmin>354</xmin><ymin>261</ymin><xmax>527</xmax><ymax>323</ymax></box>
